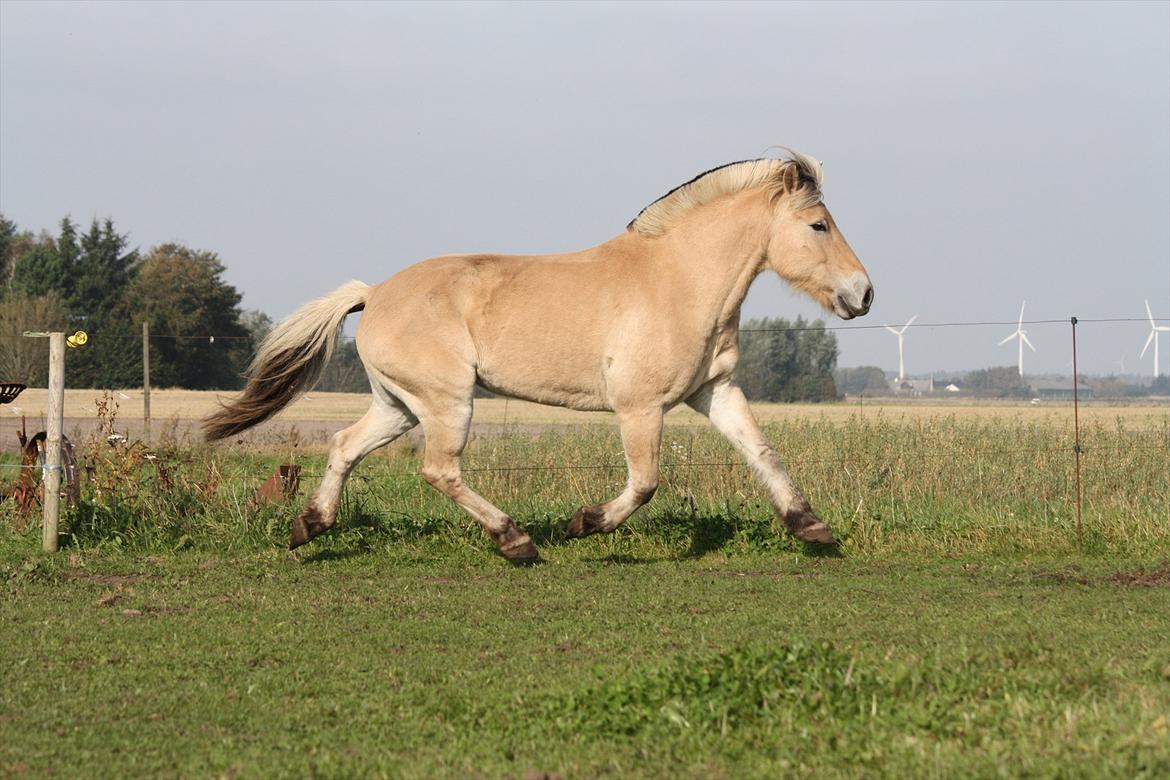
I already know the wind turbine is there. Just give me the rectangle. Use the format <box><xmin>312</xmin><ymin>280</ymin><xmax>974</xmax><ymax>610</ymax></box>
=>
<box><xmin>998</xmin><ymin>301</ymin><xmax>1035</xmax><ymax>377</ymax></box>
<box><xmin>884</xmin><ymin>315</ymin><xmax>917</xmax><ymax>383</ymax></box>
<box><xmin>1140</xmin><ymin>299</ymin><xmax>1170</xmax><ymax>377</ymax></box>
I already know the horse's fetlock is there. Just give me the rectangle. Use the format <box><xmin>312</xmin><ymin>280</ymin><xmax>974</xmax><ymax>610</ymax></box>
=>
<box><xmin>290</xmin><ymin>504</ymin><xmax>333</xmax><ymax>550</ymax></box>
<box><xmin>566</xmin><ymin>505</ymin><xmax>607</xmax><ymax>539</ymax></box>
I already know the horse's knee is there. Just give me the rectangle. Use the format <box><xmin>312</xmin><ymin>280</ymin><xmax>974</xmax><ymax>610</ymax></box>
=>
<box><xmin>421</xmin><ymin>464</ymin><xmax>462</xmax><ymax>494</ymax></box>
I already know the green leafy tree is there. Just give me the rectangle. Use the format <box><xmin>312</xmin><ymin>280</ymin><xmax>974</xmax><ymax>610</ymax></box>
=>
<box><xmin>0</xmin><ymin>214</ymin><xmax>17</xmax><ymax>285</ymax></box>
<box><xmin>9</xmin><ymin>218</ymin><xmax>76</xmax><ymax>301</ymax></box>
<box><xmin>316</xmin><ymin>338</ymin><xmax>369</xmax><ymax>393</ymax></box>
<box><xmin>63</xmin><ymin>220</ymin><xmax>140</xmax><ymax>387</ymax></box>
<box><xmin>737</xmin><ymin>317</ymin><xmax>839</xmax><ymax>402</ymax></box>
<box><xmin>8</xmin><ymin>217</ymin><xmax>141</xmax><ymax>386</ymax></box>
<box><xmin>0</xmin><ymin>291</ymin><xmax>69</xmax><ymax>385</ymax></box>
<box><xmin>239</xmin><ymin>309</ymin><xmax>273</xmax><ymax>347</ymax></box>
<box><xmin>963</xmin><ymin>366</ymin><xmax>1032</xmax><ymax>398</ymax></box>
<box><xmin>130</xmin><ymin>243</ymin><xmax>251</xmax><ymax>389</ymax></box>
<box><xmin>833</xmin><ymin>365</ymin><xmax>891</xmax><ymax>396</ymax></box>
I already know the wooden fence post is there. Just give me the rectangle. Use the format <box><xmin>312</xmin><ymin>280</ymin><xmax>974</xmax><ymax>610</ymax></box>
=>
<box><xmin>43</xmin><ymin>332</ymin><xmax>65</xmax><ymax>553</ymax></box>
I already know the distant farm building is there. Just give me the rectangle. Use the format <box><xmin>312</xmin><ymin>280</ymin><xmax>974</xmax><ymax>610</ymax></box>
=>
<box><xmin>1029</xmin><ymin>380</ymin><xmax>1093</xmax><ymax>401</ymax></box>
<box><xmin>890</xmin><ymin>377</ymin><xmax>934</xmax><ymax>395</ymax></box>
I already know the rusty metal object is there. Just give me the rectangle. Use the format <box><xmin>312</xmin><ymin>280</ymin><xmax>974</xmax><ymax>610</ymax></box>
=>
<box><xmin>7</xmin><ymin>420</ymin><xmax>80</xmax><ymax>512</ymax></box>
<box><xmin>254</xmin><ymin>464</ymin><xmax>301</xmax><ymax>505</ymax></box>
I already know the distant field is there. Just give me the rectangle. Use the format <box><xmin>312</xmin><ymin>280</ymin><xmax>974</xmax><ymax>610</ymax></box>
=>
<box><xmin>8</xmin><ymin>387</ymin><xmax>1169</xmax><ymax>428</ymax></box>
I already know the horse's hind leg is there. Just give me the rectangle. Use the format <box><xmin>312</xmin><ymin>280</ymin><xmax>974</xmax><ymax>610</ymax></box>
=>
<box><xmin>566</xmin><ymin>408</ymin><xmax>662</xmax><ymax>538</ymax></box>
<box><xmin>412</xmin><ymin>394</ymin><xmax>540</xmax><ymax>564</ymax></box>
<box><xmin>290</xmin><ymin>393</ymin><xmax>417</xmax><ymax>549</ymax></box>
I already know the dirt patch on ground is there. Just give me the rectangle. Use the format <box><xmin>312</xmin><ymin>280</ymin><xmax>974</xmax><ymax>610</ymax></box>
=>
<box><xmin>1033</xmin><ymin>570</ymin><xmax>1093</xmax><ymax>586</ymax></box>
<box><xmin>1105</xmin><ymin>561</ymin><xmax>1170</xmax><ymax>587</ymax></box>
<box><xmin>1034</xmin><ymin>561</ymin><xmax>1170</xmax><ymax>588</ymax></box>
<box><xmin>66</xmin><ymin>571</ymin><xmax>148</xmax><ymax>587</ymax></box>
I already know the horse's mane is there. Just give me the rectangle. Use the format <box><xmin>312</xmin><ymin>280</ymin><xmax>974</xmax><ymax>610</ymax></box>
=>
<box><xmin>627</xmin><ymin>150</ymin><xmax>824</xmax><ymax>237</ymax></box>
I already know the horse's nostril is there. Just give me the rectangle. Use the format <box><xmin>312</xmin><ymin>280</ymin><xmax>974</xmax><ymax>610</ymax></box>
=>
<box><xmin>862</xmin><ymin>286</ymin><xmax>874</xmax><ymax>309</ymax></box>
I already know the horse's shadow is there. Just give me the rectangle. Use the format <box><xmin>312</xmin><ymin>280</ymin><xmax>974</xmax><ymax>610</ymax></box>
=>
<box><xmin>298</xmin><ymin>506</ymin><xmax>843</xmax><ymax>564</ymax></box>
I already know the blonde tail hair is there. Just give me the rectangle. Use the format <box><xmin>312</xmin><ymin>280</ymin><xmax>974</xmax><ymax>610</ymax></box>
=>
<box><xmin>203</xmin><ymin>280</ymin><xmax>369</xmax><ymax>441</ymax></box>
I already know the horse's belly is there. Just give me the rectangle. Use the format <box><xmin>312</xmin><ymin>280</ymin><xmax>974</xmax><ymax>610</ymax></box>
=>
<box><xmin>475</xmin><ymin>332</ymin><xmax>610</xmax><ymax>411</ymax></box>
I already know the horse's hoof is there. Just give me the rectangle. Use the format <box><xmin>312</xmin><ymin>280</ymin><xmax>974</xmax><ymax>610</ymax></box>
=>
<box><xmin>289</xmin><ymin>507</ymin><xmax>329</xmax><ymax>550</ymax></box>
<box><xmin>783</xmin><ymin>507</ymin><xmax>838</xmax><ymax>545</ymax></box>
<box><xmin>494</xmin><ymin>524</ymin><xmax>541</xmax><ymax>564</ymax></box>
<box><xmin>500</xmin><ymin>538</ymin><xmax>541</xmax><ymax>565</ymax></box>
<box><xmin>565</xmin><ymin>506</ymin><xmax>606</xmax><ymax>539</ymax></box>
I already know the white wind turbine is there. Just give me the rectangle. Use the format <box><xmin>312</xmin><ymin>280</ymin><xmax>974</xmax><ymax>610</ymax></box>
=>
<box><xmin>998</xmin><ymin>301</ymin><xmax>1035</xmax><ymax>377</ymax></box>
<box><xmin>884</xmin><ymin>315</ymin><xmax>917</xmax><ymax>383</ymax></box>
<box><xmin>1140</xmin><ymin>299</ymin><xmax>1170</xmax><ymax>377</ymax></box>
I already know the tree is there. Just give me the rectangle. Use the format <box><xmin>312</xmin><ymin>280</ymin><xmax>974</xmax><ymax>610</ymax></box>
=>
<box><xmin>316</xmin><ymin>338</ymin><xmax>369</xmax><ymax>393</ymax></box>
<box><xmin>130</xmin><ymin>243</ymin><xmax>252</xmax><ymax>389</ymax></box>
<box><xmin>239</xmin><ymin>309</ymin><xmax>273</xmax><ymax>347</ymax></box>
<box><xmin>9</xmin><ymin>219</ymin><xmax>74</xmax><ymax>301</ymax></box>
<box><xmin>0</xmin><ymin>292</ymin><xmax>69</xmax><ymax>385</ymax></box>
<box><xmin>963</xmin><ymin>366</ymin><xmax>1032</xmax><ymax>398</ymax></box>
<box><xmin>0</xmin><ymin>214</ymin><xmax>17</xmax><ymax>286</ymax></box>
<box><xmin>8</xmin><ymin>217</ymin><xmax>141</xmax><ymax>386</ymax></box>
<box><xmin>834</xmin><ymin>365</ymin><xmax>891</xmax><ymax>396</ymax></box>
<box><xmin>737</xmin><ymin>317</ymin><xmax>839</xmax><ymax>402</ymax></box>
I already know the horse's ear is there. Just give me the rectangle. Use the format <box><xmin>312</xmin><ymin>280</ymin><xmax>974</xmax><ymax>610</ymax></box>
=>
<box><xmin>778</xmin><ymin>162</ymin><xmax>801</xmax><ymax>194</ymax></box>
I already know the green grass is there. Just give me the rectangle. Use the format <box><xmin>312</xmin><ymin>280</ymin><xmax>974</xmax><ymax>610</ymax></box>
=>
<box><xmin>1</xmin><ymin>414</ymin><xmax>1168</xmax><ymax>777</ymax></box>
<box><xmin>2</xmin><ymin>545</ymin><xmax>1168</xmax><ymax>778</ymax></box>
<box><xmin>5</xmin><ymin>414</ymin><xmax>1165</xmax><ymax>556</ymax></box>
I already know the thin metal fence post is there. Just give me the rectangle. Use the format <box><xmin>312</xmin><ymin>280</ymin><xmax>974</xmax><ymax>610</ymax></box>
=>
<box><xmin>1071</xmin><ymin>317</ymin><xmax>1083</xmax><ymax>550</ymax></box>
<box><xmin>143</xmin><ymin>320</ymin><xmax>152</xmax><ymax>442</ymax></box>
<box><xmin>43</xmin><ymin>332</ymin><xmax>65</xmax><ymax>553</ymax></box>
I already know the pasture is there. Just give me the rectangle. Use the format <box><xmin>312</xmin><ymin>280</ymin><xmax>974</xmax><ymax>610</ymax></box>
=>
<box><xmin>2</xmin><ymin>394</ymin><xmax>1168</xmax><ymax>777</ymax></box>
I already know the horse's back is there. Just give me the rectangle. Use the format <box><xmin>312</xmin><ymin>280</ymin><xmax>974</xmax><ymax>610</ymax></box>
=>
<box><xmin>356</xmin><ymin>250</ymin><xmax>630</xmax><ymax>408</ymax></box>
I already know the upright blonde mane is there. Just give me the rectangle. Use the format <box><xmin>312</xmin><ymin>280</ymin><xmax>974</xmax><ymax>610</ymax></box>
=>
<box><xmin>627</xmin><ymin>151</ymin><xmax>824</xmax><ymax>237</ymax></box>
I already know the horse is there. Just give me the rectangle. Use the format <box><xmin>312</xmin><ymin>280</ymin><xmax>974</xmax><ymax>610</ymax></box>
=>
<box><xmin>203</xmin><ymin>151</ymin><xmax>874</xmax><ymax>562</ymax></box>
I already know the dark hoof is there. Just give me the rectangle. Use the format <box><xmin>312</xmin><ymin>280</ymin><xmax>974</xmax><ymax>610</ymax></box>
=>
<box><xmin>565</xmin><ymin>506</ymin><xmax>606</xmax><ymax>539</ymax></box>
<box><xmin>502</xmin><ymin>540</ymin><xmax>542</xmax><ymax>566</ymax></box>
<box><xmin>494</xmin><ymin>524</ymin><xmax>542</xmax><ymax>565</ymax></box>
<box><xmin>783</xmin><ymin>507</ymin><xmax>838</xmax><ymax>545</ymax></box>
<box><xmin>289</xmin><ymin>507</ymin><xmax>330</xmax><ymax>550</ymax></box>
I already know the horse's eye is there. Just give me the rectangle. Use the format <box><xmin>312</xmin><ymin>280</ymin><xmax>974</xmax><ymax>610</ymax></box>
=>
<box><xmin>810</xmin><ymin>221</ymin><xmax>828</xmax><ymax>233</ymax></box>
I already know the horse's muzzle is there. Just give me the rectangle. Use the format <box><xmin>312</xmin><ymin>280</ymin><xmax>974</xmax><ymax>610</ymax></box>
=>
<box><xmin>834</xmin><ymin>277</ymin><xmax>874</xmax><ymax>319</ymax></box>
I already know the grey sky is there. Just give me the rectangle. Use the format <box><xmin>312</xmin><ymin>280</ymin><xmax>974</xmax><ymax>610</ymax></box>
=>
<box><xmin>1</xmin><ymin>0</ymin><xmax>1167</xmax><ymax>377</ymax></box>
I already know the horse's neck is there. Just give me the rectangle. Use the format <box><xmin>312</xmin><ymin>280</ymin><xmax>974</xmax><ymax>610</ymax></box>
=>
<box><xmin>654</xmin><ymin>194</ymin><xmax>770</xmax><ymax>332</ymax></box>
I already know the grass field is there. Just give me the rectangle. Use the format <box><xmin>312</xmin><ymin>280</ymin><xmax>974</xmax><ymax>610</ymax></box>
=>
<box><xmin>1</xmin><ymin>400</ymin><xmax>1168</xmax><ymax>777</ymax></box>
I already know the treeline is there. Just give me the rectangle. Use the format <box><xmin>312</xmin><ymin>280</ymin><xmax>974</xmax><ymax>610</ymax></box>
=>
<box><xmin>0</xmin><ymin>214</ymin><xmax>261</xmax><ymax>389</ymax></box>
<box><xmin>737</xmin><ymin>317</ymin><xmax>840</xmax><ymax>402</ymax></box>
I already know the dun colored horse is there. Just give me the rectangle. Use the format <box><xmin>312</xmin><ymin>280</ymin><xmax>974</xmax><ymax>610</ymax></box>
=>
<box><xmin>204</xmin><ymin>151</ymin><xmax>874</xmax><ymax>562</ymax></box>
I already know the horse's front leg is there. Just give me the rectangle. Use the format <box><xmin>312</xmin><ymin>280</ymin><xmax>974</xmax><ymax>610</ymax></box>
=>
<box><xmin>687</xmin><ymin>380</ymin><xmax>837</xmax><ymax>545</ymax></box>
<box><xmin>566</xmin><ymin>408</ymin><xmax>662</xmax><ymax>538</ymax></box>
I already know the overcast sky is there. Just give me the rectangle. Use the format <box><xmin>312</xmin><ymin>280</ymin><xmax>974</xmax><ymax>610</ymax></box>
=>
<box><xmin>1</xmin><ymin>1</ymin><xmax>1167</xmax><ymax>377</ymax></box>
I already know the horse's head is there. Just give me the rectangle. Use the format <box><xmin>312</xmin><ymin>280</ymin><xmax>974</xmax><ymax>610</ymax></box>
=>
<box><xmin>764</xmin><ymin>154</ymin><xmax>873</xmax><ymax>320</ymax></box>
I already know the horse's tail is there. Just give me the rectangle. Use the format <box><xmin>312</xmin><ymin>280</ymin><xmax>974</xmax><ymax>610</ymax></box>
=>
<box><xmin>203</xmin><ymin>280</ymin><xmax>370</xmax><ymax>441</ymax></box>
